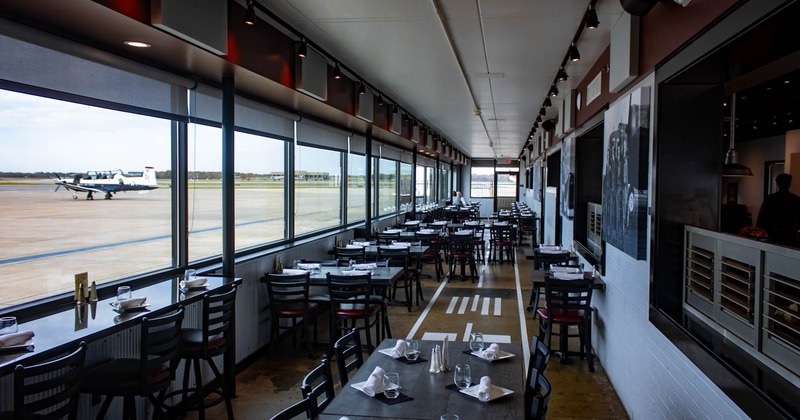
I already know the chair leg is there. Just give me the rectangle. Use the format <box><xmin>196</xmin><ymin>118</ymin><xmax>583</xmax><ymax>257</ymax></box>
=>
<box><xmin>207</xmin><ymin>358</ymin><xmax>235</xmax><ymax>419</ymax></box>
<box><xmin>95</xmin><ymin>396</ymin><xmax>113</xmax><ymax>420</ymax></box>
<box><xmin>194</xmin><ymin>358</ymin><xmax>205</xmax><ymax>420</ymax></box>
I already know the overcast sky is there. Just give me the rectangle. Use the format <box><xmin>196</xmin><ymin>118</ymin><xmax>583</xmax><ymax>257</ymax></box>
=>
<box><xmin>1</xmin><ymin>90</ymin><xmax>340</xmax><ymax>175</ymax></box>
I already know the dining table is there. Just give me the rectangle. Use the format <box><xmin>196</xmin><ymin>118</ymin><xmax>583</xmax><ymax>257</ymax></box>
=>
<box><xmin>319</xmin><ymin>338</ymin><xmax>525</xmax><ymax>420</ymax></box>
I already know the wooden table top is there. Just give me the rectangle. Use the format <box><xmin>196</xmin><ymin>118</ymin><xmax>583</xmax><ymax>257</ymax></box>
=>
<box><xmin>320</xmin><ymin>339</ymin><xmax>525</xmax><ymax>420</ymax></box>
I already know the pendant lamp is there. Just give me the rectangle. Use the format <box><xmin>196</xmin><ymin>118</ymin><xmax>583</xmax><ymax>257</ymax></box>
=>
<box><xmin>722</xmin><ymin>93</ymin><xmax>753</xmax><ymax>177</ymax></box>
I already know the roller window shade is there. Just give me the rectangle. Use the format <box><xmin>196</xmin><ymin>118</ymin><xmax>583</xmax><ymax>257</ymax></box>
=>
<box><xmin>400</xmin><ymin>150</ymin><xmax>414</xmax><ymax>164</ymax></box>
<box><xmin>471</xmin><ymin>159</ymin><xmax>495</xmax><ymax>168</ymax></box>
<box><xmin>379</xmin><ymin>144</ymin><xmax>403</xmax><ymax>162</ymax></box>
<box><xmin>297</xmin><ymin>119</ymin><xmax>350</xmax><ymax>151</ymax></box>
<box><xmin>349</xmin><ymin>134</ymin><xmax>367</xmax><ymax>155</ymax></box>
<box><xmin>235</xmin><ymin>96</ymin><xmax>297</xmax><ymax>140</ymax></box>
<box><xmin>0</xmin><ymin>28</ymin><xmax>188</xmax><ymax>117</ymax></box>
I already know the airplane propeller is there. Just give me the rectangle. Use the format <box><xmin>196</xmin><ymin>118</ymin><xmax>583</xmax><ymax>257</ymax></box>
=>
<box><xmin>54</xmin><ymin>174</ymin><xmax>62</xmax><ymax>192</ymax></box>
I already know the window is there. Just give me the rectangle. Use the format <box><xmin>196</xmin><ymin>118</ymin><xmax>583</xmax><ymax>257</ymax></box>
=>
<box><xmin>496</xmin><ymin>172</ymin><xmax>517</xmax><ymax>197</ymax></box>
<box><xmin>295</xmin><ymin>145</ymin><xmax>342</xmax><ymax>235</ymax></box>
<box><xmin>415</xmin><ymin>165</ymin><xmax>426</xmax><ymax>204</ymax></box>
<box><xmin>378</xmin><ymin>158</ymin><xmax>398</xmax><ymax>215</ymax></box>
<box><xmin>399</xmin><ymin>162</ymin><xmax>413</xmax><ymax>211</ymax></box>
<box><xmin>234</xmin><ymin>132</ymin><xmax>286</xmax><ymax>250</ymax></box>
<box><xmin>426</xmin><ymin>167</ymin><xmax>435</xmax><ymax>203</ymax></box>
<box><xmin>0</xmin><ymin>89</ymin><xmax>174</xmax><ymax>307</ymax></box>
<box><xmin>439</xmin><ymin>167</ymin><xmax>450</xmax><ymax>202</ymax></box>
<box><xmin>347</xmin><ymin>152</ymin><xmax>366</xmax><ymax>223</ymax></box>
<box><xmin>470</xmin><ymin>167</ymin><xmax>495</xmax><ymax>198</ymax></box>
<box><xmin>187</xmin><ymin>123</ymin><xmax>223</xmax><ymax>262</ymax></box>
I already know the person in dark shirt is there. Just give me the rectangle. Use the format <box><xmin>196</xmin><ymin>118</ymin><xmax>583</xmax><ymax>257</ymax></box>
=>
<box><xmin>757</xmin><ymin>173</ymin><xmax>800</xmax><ymax>246</ymax></box>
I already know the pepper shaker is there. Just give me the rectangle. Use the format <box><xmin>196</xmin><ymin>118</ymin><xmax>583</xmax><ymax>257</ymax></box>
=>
<box><xmin>429</xmin><ymin>346</ymin><xmax>440</xmax><ymax>373</ymax></box>
<box><xmin>440</xmin><ymin>336</ymin><xmax>450</xmax><ymax>372</ymax></box>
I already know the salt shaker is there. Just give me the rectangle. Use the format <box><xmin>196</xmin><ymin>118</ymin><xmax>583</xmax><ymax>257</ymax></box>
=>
<box><xmin>429</xmin><ymin>346</ymin><xmax>440</xmax><ymax>373</ymax></box>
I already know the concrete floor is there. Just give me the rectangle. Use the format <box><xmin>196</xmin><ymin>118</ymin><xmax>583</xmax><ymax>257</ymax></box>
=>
<box><xmin>187</xmin><ymin>244</ymin><xmax>628</xmax><ymax>420</ymax></box>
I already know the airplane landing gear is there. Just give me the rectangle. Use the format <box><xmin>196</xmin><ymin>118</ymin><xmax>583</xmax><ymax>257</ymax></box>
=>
<box><xmin>104</xmin><ymin>192</ymin><xmax>112</xmax><ymax>200</ymax></box>
<box><xmin>86</xmin><ymin>192</ymin><xmax>94</xmax><ymax>200</ymax></box>
<box><xmin>72</xmin><ymin>193</ymin><xmax>78</xmax><ymax>200</ymax></box>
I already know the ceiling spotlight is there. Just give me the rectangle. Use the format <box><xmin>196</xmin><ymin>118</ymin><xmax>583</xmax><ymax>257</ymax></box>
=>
<box><xmin>297</xmin><ymin>40</ymin><xmax>308</xmax><ymax>58</ymax></box>
<box><xmin>392</xmin><ymin>104</ymin><xmax>398</xmax><ymax>114</ymax></box>
<box><xmin>536</xmin><ymin>115</ymin><xmax>542</xmax><ymax>123</ymax></box>
<box><xmin>586</xmin><ymin>4</ymin><xmax>599</xmax><ymax>29</ymax></box>
<box><xmin>358</xmin><ymin>82</ymin><xmax>366</xmax><ymax>95</ymax></box>
<box><xmin>549</xmin><ymin>85</ymin><xmax>559</xmax><ymax>97</ymax></box>
<box><xmin>533</xmin><ymin>121</ymin><xmax>539</xmax><ymax>128</ymax></box>
<box><xmin>377</xmin><ymin>94</ymin><xmax>384</xmax><ymax>106</ymax></box>
<box><xmin>333</xmin><ymin>62</ymin><xmax>342</xmax><ymax>79</ymax></box>
<box><xmin>557</xmin><ymin>67</ymin><xmax>569</xmax><ymax>82</ymax></box>
<box><xmin>539</xmin><ymin>108</ymin><xmax>546</xmax><ymax>116</ymax></box>
<box><xmin>543</xmin><ymin>97</ymin><xmax>552</xmax><ymax>107</ymax></box>
<box><xmin>569</xmin><ymin>43</ymin><xmax>581</xmax><ymax>62</ymax></box>
<box><xmin>124</xmin><ymin>41</ymin><xmax>151</xmax><ymax>48</ymax></box>
<box><xmin>244</xmin><ymin>0</ymin><xmax>256</xmax><ymax>25</ymax></box>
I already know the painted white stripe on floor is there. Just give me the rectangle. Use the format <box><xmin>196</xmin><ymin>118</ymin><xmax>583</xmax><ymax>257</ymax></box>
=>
<box><xmin>406</xmin><ymin>275</ymin><xmax>450</xmax><ymax>340</ymax></box>
<box><xmin>482</xmin><ymin>334</ymin><xmax>512</xmax><ymax>344</ymax></box>
<box><xmin>458</xmin><ymin>297</ymin><xmax>470</xmax><ymax>314</ymax></box>
<box><xmin>462</xmin><ymin>322</ymin><xmax>473</xmax><ymax>342</ymax></box>
<box><xmin>445</xmin><ymin>296</ymin><xmax>459</xmax><ymax>314</ymax></box>
<box><xmin>514</xmin><ymin>255</ymin><xmax>531</xmax><ymax>376</ymax></box>
<box><xmin>421</xmin><ymin>332</ymin><xmax>458</xmax><ymax>341</ymax></box>
<box><xmin>477</xmin><ymin>272</ymin><xmax>484</xmax><ymax>288</ymax></box>
<box><xmin>481</xmin><ymin>297</ymin><xmax>490</xmax><ymax>315</ymax></box>
<box><xmin>494</xmin><ymin>297</ymin><xmax>502</xmax><ymax>316</ymax></box>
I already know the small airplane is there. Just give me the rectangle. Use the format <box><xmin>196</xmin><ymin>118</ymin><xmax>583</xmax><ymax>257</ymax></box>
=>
<box><xmin>54</xmin><ymin>166</ymin><xmax>159</xmax><ymax>200</ymax></box>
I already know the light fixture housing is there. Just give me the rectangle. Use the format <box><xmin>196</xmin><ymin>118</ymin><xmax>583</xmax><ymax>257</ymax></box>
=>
<box><xmin>536</xmin><ymin>115</ymin><xmax>542</xmax><ymax>123</ymax></box>
<box><xmin>543</xmin><ymin>97</ymin><xmax>552</xmax><ymax>107</ymax></box>
<box><xmin>586</xmin><ymin>4</ymin><xmax>599</xmax><ymax>29</ymax></box>
<box><xmin>377</xmin><ymin>94</ymin><xmax>384</xmax><ymax>106</ymax></box>
<box><xmin>557</xmin><ymin>67</ymin><xmax>569</xmax><ymax>82</ymax></box>
<box><xmin>243</xmin><ymin>1</ymin><xmax>256</xmax><ymax>25</ymax></box>
<box><xmin>569</xmin><ymin>43</ymin><xmax>581</xmax><ymax>62</ymax></box>
<box><xmin>549</xmin><ymin>85</ymin><xmax>559</xmax><ymax>97</ymax></box>
<box><xmin>124</xmin><ymin>41</ymin><xmax>151</xmax><ymax>48</ymax></box>
<box><xmin>297</xmin><ymin>40</ymin><xmax>307</xmax><ymax>58</ymax></box>
<box><xmin>358</xmin><ymin>82</ymin><xmax>366</xmax><ymax>95</ymax></box>
<box><xmin>333</xmin><ymin>62</ymin><xmax>342</xmax><ymax>79</ymax></box>
<box><xmin>722</xmin><ymin>94</ymin><xmax>753</xmax><ymax>177</ymax></box>
<box><xmin>539</xmin><ymin>108</ymin><xmax>546</xmax><ymax>116</ymax></box>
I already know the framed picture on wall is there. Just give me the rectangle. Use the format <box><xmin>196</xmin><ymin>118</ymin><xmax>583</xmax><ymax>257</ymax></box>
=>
<box><xmin>601</xmin><ymin>86</ymin><xmax>650</xmax><ymax>260</ymax></box>
<box><xmin>560</xmin><ymin>135</ymin><xmax>575</xmax><ymax>220</ymax></box>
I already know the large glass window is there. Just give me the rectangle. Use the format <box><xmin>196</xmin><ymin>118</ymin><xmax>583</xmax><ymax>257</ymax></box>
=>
<box><xmin>496</xmin><ymin>171</ymin><xmax>518</xmax><ymax>197</ymax></box>
<box><xmin>439</xmin><ymin>167</ymin><xmax>450</xmax><ymax>202</ymax></box>
<box><xmin>347</xmin><ymin>153</ymin><xmax>366</xmax><ymax>223</ymax></box>
<box><xmin>415</xmin><ymin>166</ymin><xmax>426</xmax><ymax>204</ymax></box>
<box><xmin>378</xmin><ymin>158</ymin><xmax>398</xmax><ymax>215</ymax></box>
<box><xmin>295</xmin><ymin>145</ymin><xmax>342</xmax><ymax>235</ymax></box>
<box><xmin>399</xmin><ymin>162</ymin><xmax>413</xmax><ymax>211</ymax></box>
<box><xmin>234</xmin><ymin>132</ymin><xmax>286</xmax><ymax>250</ymax></box>
<box><xmin>426</xmin><ymin>167</ymin><xmax>435</xmax><ymax>203</ymax></box>
<box><xmin>188</xmin><ymin>123</ymin><xmax>223</xmax><ymax>262</ymax></box>
<box><xmin>470</xmin><ymin>167</ymin><xmax>495</xmax><ymax>198</ymax></box>
<box><xmin>0</xmin><ymin>89</ymin><xmax>173</xmax><ymax>308</ymax></box>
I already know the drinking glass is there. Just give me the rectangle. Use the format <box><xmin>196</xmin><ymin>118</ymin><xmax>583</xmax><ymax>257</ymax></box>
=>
<box><xmin>469</xmin><ymin>332</ymin><xmax>484</xmax><ymax>352</ymax></box>
<box><xmin>185</xmin><ymin>269</ymin><xmax>197</xmax><ymax>280</ymax></box>
<box><xmin>440</xmin><ymin>415</ymin><xmax>459</xmax><ymax>420</ymax></box>
<box><xmin>117</xmin><ymin>285</ymin><xmax>131</xmax><ymax>301</ymax></box>
<box><xmin>453</xmin><ymin>364</ymin><xmax>471</xmax><ymax>390</ymax></box>
<box><xmin>404</xmin><ymin>340</ymin><xmax>420</xmax><ymax>361</ymax></box>
<box><xmin>383</xmin><ymin>372</ymin><xmax>400</xmax><ymax>399</ymax></box>
<box><xmin>0</xmin><ymin>316</ymin><xmax>18</xmax><ymax>335</ymax></box>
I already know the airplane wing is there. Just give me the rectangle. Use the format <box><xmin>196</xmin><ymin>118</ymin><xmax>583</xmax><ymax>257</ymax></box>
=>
<box><xmin>54</xmin><ymin>180</ymin><xmax>105</xmax><ymax>195</ymax></box>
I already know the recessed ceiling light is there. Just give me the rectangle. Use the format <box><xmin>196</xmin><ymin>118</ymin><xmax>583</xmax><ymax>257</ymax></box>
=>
<box><xmin>124</xmin><ymin>41</ymin><xmax>151</xmax><ymax>48</ymax></box>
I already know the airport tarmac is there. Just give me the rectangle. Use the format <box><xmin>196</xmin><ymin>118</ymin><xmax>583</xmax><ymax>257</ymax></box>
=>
<box><xmin>0</xmin><ymin>181</ymin><xmax>340</xmax><ymax>309</ymax></box>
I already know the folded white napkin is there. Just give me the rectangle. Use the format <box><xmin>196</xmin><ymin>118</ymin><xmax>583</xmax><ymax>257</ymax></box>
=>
<box><xmin>0</xmin><ymin>330</ymin><xmax>34</xmax><ymax>348</ymax></box>
<box><xmin>384</xmin><ymin>229</ymin><xmax>402</xmax><ymax>234</ymax></box>
<box><xmin>389</xmin><ymin>339</ymin><xmax>408</xmax><ymax>358</ymax></box>
<box><xmin>455</xmin><ymin>230</ymin><xmax>473</xmax><ymax>235</ymax></box>
<box><xmin>493</xmin><ymin>222</ymin><xmax>509</xmax><ymax>226</ymax></box>
<box><xmin>341</xmin><ymin>270</ymin><xmax>369</xmax><ymax>276</ymax></box>
<box><xmin>478</xmin><ymin>376</ymin><xmax>492</xmax><ymax>401</ymax></box>
<box><xmin>280</xmin><ymin>269</ymin><xmax>308</xmax><ymax>275</ymax></box>
<box><xmin>346</xmin><ymin>244</ymin><xmax>364</xmax><ymax>249</ymax></box>
<box><xmin>352</xmin><ymin>241</ymin><xmax>373</xmax><ymax>247</ymax></box>
<box><xmin>481</xmin><ymin>343</ymin><xmax>501</xmax><ymax>360</ymax></box>
<box><xmin>184</xmin><ymin>277</ymin><xmax>208</xmax><ymax>288</ymax></box>
<box><xmin>404</xmin><ymin>220</ymin><xmax>421</xmax><ymax>224</ymax></box>
<box><xmin>389</xmin><ymin>242</ymin><xmax>411</xmax><ymax>248</ymax></box>
<box><xmin>550</xmin><ymin>266</ymin><xmax>581</xmax><ymax>273</ymax></box>
<box><xmin>297</xmin><ymin>263</ymin><xmax>320</xmax><ymax>270</ymax></box>
<box><xmin>352</xmin><ymin>263</ymin><xmax>377</xmax><ymax>270</ymax></box>
<box><xmin>553</xmin><ymin>272</ymin><xmax>585</xmax><ymax>280</ymax></box>
<box><xmin>432</xmin><ymin>221</ymin><xmax>449</xmax><ymax>225</ymax></box>
<box><xmin>538</xmin><ymin>248</ymin><xmax>565</xmax><ymax>254</ymax></box>
<box><xmin>361</xmin><ymin>366</ymin><xmax>386</xmax><ymax>397</ymax></box>
<box><xmin>119</xmin><ymin>297</ymin><xmax>147</xmax><ymax>309</ymax></box>
<box><xmin>464</xmin><ymin>221</ymin><xmax>480</xmax><ymax>226</ymax></box>
<box><xmin>418</xmin><ymin>229</ymin><xmax>435</xmax><ymax>234</ymax></box>
<box><xmin>539</xmin><ymin>244</ymin><xmax>560</xmax><ymax>250</ymax></box>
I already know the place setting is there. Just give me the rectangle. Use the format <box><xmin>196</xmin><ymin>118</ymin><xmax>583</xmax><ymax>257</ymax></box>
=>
<box><xmin>109</xmin><ymin>285</ymin><xmax>150</xmax><ymax>313</ymax></box>
<box><xmin>0</xmin><ymin>316</ymin><xmax>34</xmax><ymax>353</ymax></box>
<box><xmin>350</xmin><ymin>366</ymin><xmax>414</xmax><ymax>405</ymax></box>
<box><xmin>180</xmin><ymin>269</ymin><xmax>209</xmax><ymax>292</ymax></box>
<box><xmin>463</xmin><ymin>333</ymin><xmax>515</xmax><ymax>361</ymax></box>
<box><xmin>377</xmin><ymin>339</ymin><xmax>427</xmax><ymax>365</ymax></box>
<box><xmin>445</xmin><ymin>364</ymin><xmax>514</xmax><ymax>403</ymax></box>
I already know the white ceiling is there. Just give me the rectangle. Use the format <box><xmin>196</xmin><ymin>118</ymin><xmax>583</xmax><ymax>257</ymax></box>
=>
<box><xmin>258</xmin><ymin>0</ymin><xmax>625</xmax><ymax>160</ymax></box>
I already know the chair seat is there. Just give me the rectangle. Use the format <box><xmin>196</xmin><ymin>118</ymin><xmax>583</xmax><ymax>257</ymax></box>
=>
<box><xmin>82</xmin><ymin>359</ymin><xmax>170</xmax><ymax>395</ymax></box>
<box><xmin>179</xmin><ymin>329</ymin><xmax>226</xmax><ymax>354</ymax></box>
<box><xmin>309</xmin><ymin>294</ymin><xmax>330</xmax><ymax>302</ymax></box>
<box><xmin>274</xmin><ymin>302</ymin><xmax>319</xmax><ymax>316</ymax></box>
<box><xmin>335</xmin><ymin>304</ymin><xmax>381</xmax><ymax>317</ymax></box>
<box><xmin>536</xmin><ymin>308</ymin><xmax>588</xmax><ymax>323</ymax></box>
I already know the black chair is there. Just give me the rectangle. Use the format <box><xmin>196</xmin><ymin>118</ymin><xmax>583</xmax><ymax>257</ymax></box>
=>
<box><xmin>166</xmin><ymin>286</ymin><xmax>237</xmax><ymax>419</ymax></box>
<box><xmin>333</xmin><ymin>328</ymin><xmax>364</xmax><ymax>387</ymax></box>
<box><xmin>300</xmin><ymin>356</ymin><xmax>336</xmax><ymax>418</ymax></box>
<box><xmin>526</xmin><ymin>336</ymin><xmax>551</xmax><ymax>389</ymax></box>
<box><xmin>528</xmin><ymin>262</ymin><xmax>583</xmax><ymax>316</ymax></box>
<box><xmin>376</xmin><ymin>231</ymin><xmax>400</xmax><ymax>245</ymax></box>
<box><xmin>532</xmin><ymin>247</ymin><xmax>571</xmax><ymax>270</ymax></box>
<box><xmin>269</xmin><ymin>397</ymin><xmax>312</xmax><ymax>420</ymax></box>
<box><xmin>264</xmin><ymin>272</ymin><xmax>318</xmax><ymax>358</ymax></box>
<box><xmin>448</xmin><ymin>233</ymin><xmax>477</xmax><ymax>281</ymax></box>
<box><xmin>82</xmin><ymin>309</ymin><xmax>185</xmax><ymax>420</ymax></box>
<box><xmin>415</xmin><ymin>231</ymin><xmax>444</xmax><ymax>283</ymax></box>
<box><xmin>525</xmin><ymin>372</ymin><xmax>552</xmax><ymax>420</ymax></box>
<box><xmin>537</xmin><ymin>277</ymin><xmax>595</xmax><ymax>372</ymax></box>
<box><xmin>326</xmin><ymin>273</ymin><xmax>382</xmax><ymax>353</ymax></box>
<box><xmin>518</xmin><ymin>215</ymin><xmax>538</xmax><ymax>247</ymax></box>
<box><xmin>489</xmin><ymin>224</ymin><xmax>515</xmax><ymax>264</ymax></box>
<box><xmin>377</xmin><ymin>246</ymin><xmax>413</xmax><ymax>312</ymax></box>
<box><xmin>2</xmin><ymin>342</ymin><xmax>86</xmax><ymax>420</ymax></box>
<box><xmin>334</xmin><ymin>246</ymin><xmax>366</xmax><ymax>266</ymax></box>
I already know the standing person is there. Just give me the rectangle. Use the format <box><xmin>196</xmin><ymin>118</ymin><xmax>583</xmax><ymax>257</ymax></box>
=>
<box><xmin>757</xmin><ymin>173</ymin><xmax>800</xmax><ymax>246</ymax></box>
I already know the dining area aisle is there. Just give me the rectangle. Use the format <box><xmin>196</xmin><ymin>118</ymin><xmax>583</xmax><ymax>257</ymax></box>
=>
<box><xmin>189</xmin><ymin>246</ymin><xmax>628</xmax><ymax>419</ymax></box>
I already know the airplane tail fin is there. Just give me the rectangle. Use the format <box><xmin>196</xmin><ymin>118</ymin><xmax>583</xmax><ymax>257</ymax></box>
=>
<box><xmin>142</xmin><ymin>166</ymin><xmax>158</xmax><ymax>186</ymax></box>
